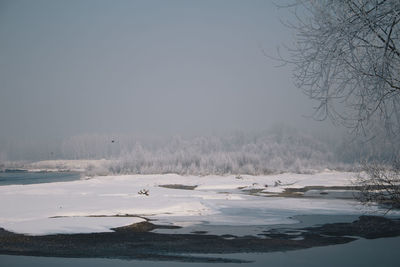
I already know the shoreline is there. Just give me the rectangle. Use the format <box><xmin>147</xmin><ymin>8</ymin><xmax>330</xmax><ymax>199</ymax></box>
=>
<box><xmin>1</xmin><ymin>216</ymin><xmax>400</xmax><ymax>263</ymax></box>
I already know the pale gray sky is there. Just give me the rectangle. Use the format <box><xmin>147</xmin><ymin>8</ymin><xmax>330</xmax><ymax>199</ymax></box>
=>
<box><xmin>0</xmin><ymin>0</ymin><xmax>330</xmax><ymax>148</ymax></box>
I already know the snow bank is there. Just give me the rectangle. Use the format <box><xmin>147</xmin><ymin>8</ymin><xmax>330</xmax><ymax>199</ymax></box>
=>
<box><xmin>0</xmin><ymin>171</ymin><xmax>389</xmax><ymax>235</ymax></box>
<box><xmin>0</xmin><ymin>217</ymin><xmax>144</xmax><ymax>235</ymax></box>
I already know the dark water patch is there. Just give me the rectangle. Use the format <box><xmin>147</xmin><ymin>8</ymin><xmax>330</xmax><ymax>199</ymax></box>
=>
<box><xmin>191</xmin><ymin>231</ymin><xmax>208</xmax><ymax>235</ymax></box>
<box><xmin>304</xmin><ymin>215</ymin><xmax>400</xmax><ymax>239</ymax></box>
<box><xmin>3</xmin><ymin>169</ymin><xmax>28</xmax><ymax>173</ymax></box>
<box><xmin>0</xmin><ymin>171</ymin><xmax>81</xmax><ymax>186</ymax></box>
<box><xmin>2</xmin><ymin>236</ymin><xmax>400</xmax><ymax>266</ymax></box>
<box><xmin>0</xmin><ymin>227</ymin><xmax>354</xmax><ymax>263</ymax></box>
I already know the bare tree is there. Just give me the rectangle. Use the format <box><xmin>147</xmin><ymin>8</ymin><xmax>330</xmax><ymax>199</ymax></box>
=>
<box><xmin>283</xmin><ymin>0</ymin><xmax>400</xmax><ymax>137</ymax></box>
<box><xmin>356</xmin><ymin>160</ymin><xmax>400</xmax><ymax>210</ymax></box>
<box><xmin>281</xmin><ymin>1</ymin><xmax>400</xmax><ymax>209</ymax></box>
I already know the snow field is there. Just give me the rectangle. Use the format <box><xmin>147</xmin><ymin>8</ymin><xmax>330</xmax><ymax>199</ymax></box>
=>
<box><xmin>0</xmin><ymin>171</ymin><xmax>385</xmax><ymax>235</ymax></box>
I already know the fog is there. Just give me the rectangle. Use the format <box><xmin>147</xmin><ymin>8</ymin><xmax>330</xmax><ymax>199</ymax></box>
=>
<box><xmin>1</xmin><ymin>0</ymin><xmax>339</xmax><ymax>161</ymax></box>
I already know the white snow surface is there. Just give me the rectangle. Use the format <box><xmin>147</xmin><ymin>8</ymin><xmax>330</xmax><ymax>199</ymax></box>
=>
<box><xmin>0</xmin><ymin>217</ymin><xmax>144</xmax><ymax>235</ymax></box>
<box><xmin>0</xmin><ymin>171</ymin><xmax>388</xmax><ymax>235</ymax></box>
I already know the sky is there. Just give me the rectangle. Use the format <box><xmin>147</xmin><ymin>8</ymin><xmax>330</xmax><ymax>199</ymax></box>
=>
<box><xmin>0</xmin><ymin>0</ymin><xmax>333</xmax><ymax>154</ymax></box>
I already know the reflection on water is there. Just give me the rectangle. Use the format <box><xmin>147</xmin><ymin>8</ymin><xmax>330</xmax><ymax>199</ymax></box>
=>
<box><xmin>154</xmin><ymin>213</ymin><xmax>363</xmax><ymax>236</ymax></box>
<box><xmin>1</xmin><ymin>236</ymin><xmax>399</xmax><ymax>267</ymax></box>
<box><xmin>0</xmin><ymin>171</ymin><xmax>81</xmax><ymax>186</ymax></box>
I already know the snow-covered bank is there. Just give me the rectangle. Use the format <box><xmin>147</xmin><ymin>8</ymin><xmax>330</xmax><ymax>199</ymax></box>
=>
<box><xmin>0</xmin><ymin>171</ymin><xmax>393</xmax><ymax>235</ymax></box>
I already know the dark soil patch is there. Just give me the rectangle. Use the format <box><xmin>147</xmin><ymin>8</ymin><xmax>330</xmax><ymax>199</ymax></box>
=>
<box><xmin>159</xmin><ymin>184</ymin><xmax>198</xmax><ymax>190</ymax></box>
<box><xmin>191</xmin><ymin>231</ymin><xmax>208</xmax><ymax>234</ymax></box>
<box><xmin>112</xmin><ymin>221</ymin><xmax>181</xmax><ymax>233</ymax></box>
<box><xmin>1</xmin><ymin>216</ymin><xmax>400</xmax><ymax>262</ymax></box>
<box><xmin>274</xmin><ymin>186</ymin><xmax>357</xmax><ymax>198</ymax></box>
<box><xmin>242</xmin><ymin>188</ymin><xmax>265</xmax><ymax>195</ymax></box>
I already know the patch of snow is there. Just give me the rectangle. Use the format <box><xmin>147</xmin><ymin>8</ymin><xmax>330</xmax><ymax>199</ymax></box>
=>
<box><xmin>1</xmin><ymin>216</ymin><xmax>144</xmax><ymax>235</ymax></box>
<box><xmin>0</xmin><ymin>172</ymin><xmax>394</xmax><ymax>235</ymax></box>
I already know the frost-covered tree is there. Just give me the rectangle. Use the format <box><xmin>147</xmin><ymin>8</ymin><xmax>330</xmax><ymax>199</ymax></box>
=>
<box><xmin>284</xmin><ymin>0</ymin><xmax>400</xmax><ymax>137</ymax></box>
<box><xmin>356</xmin><ymin>160</ymin><xmax>400</xmax><ymax>210</ymax></box>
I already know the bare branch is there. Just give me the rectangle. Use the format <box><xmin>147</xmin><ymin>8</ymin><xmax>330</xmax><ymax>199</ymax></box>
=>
<box><xmin>280</xmin><ymin>0</ymin><xmax>400</xmax><ymax>137</ymax></box>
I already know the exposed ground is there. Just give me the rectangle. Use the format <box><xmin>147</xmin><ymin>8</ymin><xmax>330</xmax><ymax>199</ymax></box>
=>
<box><xmin>1</xmin><ymin>216</ymin><xmax>400</xmax><ymax>263</ymax></box>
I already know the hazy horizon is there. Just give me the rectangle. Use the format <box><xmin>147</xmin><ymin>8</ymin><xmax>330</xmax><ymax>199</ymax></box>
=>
<box><xmin>0</xmin><ymin>0</ymin><xmax>340</xmax><ymax>160</ymax></box>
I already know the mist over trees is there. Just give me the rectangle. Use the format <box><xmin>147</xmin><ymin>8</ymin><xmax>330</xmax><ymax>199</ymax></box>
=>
<box><xmin>1</xmin><ymin>126</ymin><xmax>398</xmax><ymax>175</ymax></box>
<box><xmin>46</xmin><ymin>128</ymin><xmax>341</xmax><ymax>175</ymax></box>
